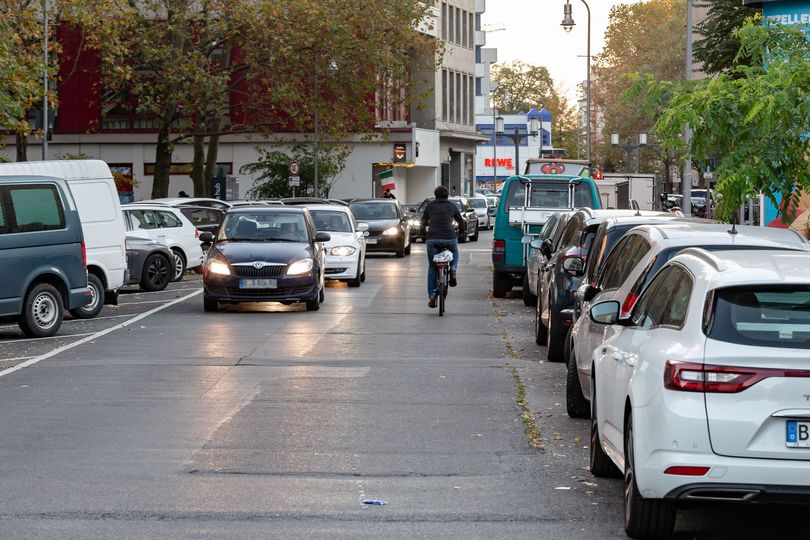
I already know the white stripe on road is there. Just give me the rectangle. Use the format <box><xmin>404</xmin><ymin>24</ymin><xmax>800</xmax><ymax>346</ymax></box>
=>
<box><xmin>120</xmin><ymin>286</ymin><xmax>201</xmax><ymax>296</ymax></box>
<box><xmin>117</xmin><ymin>299</ymin><xmax>191</xmax><ymax>306</ymax></box>
<box><xmin>1</xmin><ymin>332</ymin><xmax>96</xmax><ymax>345</ymax></box>
<box><xmin>0</xmin><ymin>289</ymin><xmax>202</xmax><ymax>379</ymax></box>
<box><xmin>1</xmin><ymin>356</ymin><xmax>34</xmax><ymax>363</ymax></box>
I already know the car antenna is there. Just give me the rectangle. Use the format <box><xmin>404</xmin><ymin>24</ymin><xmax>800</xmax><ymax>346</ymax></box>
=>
<box><xmin>728</xmin><ymin>214</ymin><xmax>738</xmax><ymax>235</ymax></box>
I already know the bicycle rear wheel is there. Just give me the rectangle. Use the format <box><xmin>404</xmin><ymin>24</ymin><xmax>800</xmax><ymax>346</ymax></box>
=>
<box><xmin>438</xmin><ymin>266</ymin><xmax>448</xmax><ymax>316</ymax></box>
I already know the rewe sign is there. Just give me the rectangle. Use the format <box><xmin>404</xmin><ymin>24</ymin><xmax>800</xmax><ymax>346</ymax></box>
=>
<box><xmin>483</xmin><ymin>158</ymin><xmax>514</xmax><ymax>168</ymax></box>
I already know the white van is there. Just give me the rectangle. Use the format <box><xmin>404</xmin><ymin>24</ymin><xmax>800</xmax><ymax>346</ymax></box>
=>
<box><xmin>0</xmin><ymin>160</ymin><xmax>127</xmax><ymax>318</ymax></box>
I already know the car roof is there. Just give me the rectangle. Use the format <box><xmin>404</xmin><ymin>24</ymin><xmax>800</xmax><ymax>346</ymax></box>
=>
<box><xmin>600</xmin><ymin>214</ymin><xmax>703</xmax><ymax>229</ymax></box>
<box><xmin>122</xmin><ymin>203</ymin><xmax>181</xmax><ymax>212</ymax></box>
<box><xmin>176</xmin><ymin>205</ymin><xmax>224</xmax><ymax>213</ymax></box>
<box><xmin>629</xmin><ymin>222</ymin><xmax>810</xmax><ymax>250</ymax></box>
<box><xmin>673</xmin><ymin>248</ymin><xmax>810</xmax><ymax>287</ymax></box>
<box><xmin>139</xmin><ymin>197</ymin><xmax>230</xmax><ymax>206</ymax></box>
<box><xmin>227</xmin><ymin>206</ymin><xmax>306</xmax><ymax>214</ymax></box>
<box><xmin>302</xmin><ymin>204</ymin><xmax>351</xmax><ymax>213</ymax></box>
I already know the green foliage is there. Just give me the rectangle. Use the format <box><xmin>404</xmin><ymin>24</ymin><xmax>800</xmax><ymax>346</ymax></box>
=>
<box><xmin>242</xmin><ymin>144</ymin><xmax>350</xmax><ymax>200</ymax></box>
<box><xmin>694</xmin><ymin>0</ymin><xmax>757</xmax><ymax>77</ymax></box>
<box><xmin>636</xmin><ymin>21</ymin><xmax>810</xmax><ymax>221</ymax></box>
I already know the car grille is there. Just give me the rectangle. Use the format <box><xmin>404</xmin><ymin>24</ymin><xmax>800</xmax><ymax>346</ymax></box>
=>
<box><xmin>225</xmin><ymin>285</ymin><xmax>312</xmax><ymax>298</ymax></box>
<box><xmin>325</xmin><ymin>268</ymin><xmax>348</xmax><ymax>275</ymax></box>
<box><xmin>232</xmin><ymin>265</ymin><xmax>286</xmax><ymax>278</ymax></box>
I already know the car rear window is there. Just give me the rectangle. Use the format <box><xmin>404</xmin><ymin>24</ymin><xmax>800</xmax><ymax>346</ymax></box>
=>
<box><xmin>3</xmin><ymin>185</ymin><xmax>66</xmax><ymax>233</ymax></box>
<box><xmin>468</xmin><ymin>198</ymin><xmax>487</xmax><ymax>209</ymax></box>
<box><xmin>708</xmin><ymin>286</ymin><xmax>810</xmax><ymax>349</ymax></box>
<box><xmin>505</xmin><ymin>180</ymin><xmax>594</xmax><ymax>209</ymax></box>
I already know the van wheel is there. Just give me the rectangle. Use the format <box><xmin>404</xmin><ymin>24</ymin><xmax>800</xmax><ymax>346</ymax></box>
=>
<box><xmin>70</xmin><ymin>274</ymin><xmax>104</xmax><ymax>319</ymax></box>
<box><xmin>493</xmin><ymin>271</ymin><xmax>511</xmax><ymax>298</ymax></box>
<box><xmin>19</xmin><ymin>283</ymin><xmax>64</xmax><ymax>338</ymax></box>
<box><xmin>140</xmin><ymin>254</ymin><xmax>171</xmax><ymax>292</ymax></box>
<box><xmin>170</xmin><ymin>249</ymin><xmax>186</xmax><ymax>282</ymax></box>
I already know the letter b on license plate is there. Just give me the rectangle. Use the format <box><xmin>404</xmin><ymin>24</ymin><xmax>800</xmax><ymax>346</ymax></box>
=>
<box><xmin>786</xmin><ymin>420</ymin><xmax>810</xmax><ymax>447</ymax></box>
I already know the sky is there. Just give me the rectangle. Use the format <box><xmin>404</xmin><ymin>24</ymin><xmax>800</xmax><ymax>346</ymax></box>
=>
<box><xmin>481</xmin><ymin>0</ymin><xmax>644</xmax><ymax>100</ymax></box>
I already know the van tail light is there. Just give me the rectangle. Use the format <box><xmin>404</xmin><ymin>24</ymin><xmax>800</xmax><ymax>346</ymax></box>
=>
<box><xmin>493</xmin><ymin>239</ymin><xmax>505</xmax><ymax>263</ymax></box>
<box><xmin>620</xmin><ymin>293</ymin><xmax>638</xmax><ymax>318</ymax></box>
<box><xmin>81</xmin><ymin>241</ymin><xmax>87</xmax><ymax>269</ymax></box>
<box><xmin>664</xmin><ymin>361</ymin><xmax>810</xmax><ymax>394</ymax></box>
<box><xmin>665</xmin><ymin>466</ymin><xmax>710</xmax><ymax>476</ymax></box>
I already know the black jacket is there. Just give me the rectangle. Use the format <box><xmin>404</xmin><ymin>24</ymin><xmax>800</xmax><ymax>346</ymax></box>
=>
<box><xmin>420</xmin><ymin>199</ymin><xmax>464</xmax><ymax>240</ymax></box>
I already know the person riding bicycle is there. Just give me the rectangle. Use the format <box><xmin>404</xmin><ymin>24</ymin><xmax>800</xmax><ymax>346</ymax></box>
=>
<box><xmin>420</xmin><ymin>185</ymin><xmax>464</xmax><ymax>309</ymax></box>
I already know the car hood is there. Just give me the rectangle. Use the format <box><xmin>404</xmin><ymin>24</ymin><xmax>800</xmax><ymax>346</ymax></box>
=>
<box><xmin>210</xmin><ymin>241</ymin><xmax>314</xmax><ymax>264</ymax></box>
<box><xmin>357</xmin><ymin>218</ymin><xmax>400</xmax><ymax>232</ymax></box>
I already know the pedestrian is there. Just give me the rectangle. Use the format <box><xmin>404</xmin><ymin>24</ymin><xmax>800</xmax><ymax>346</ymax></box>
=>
<box><xmin>383</xmin><ymin>189</ymin><xmax>396</xmax><ymax>199</ymax></box>
<box><xmin>178</xmin><ymin>190</ymin><xmax>190</xmax><ymax>198</ymax></box>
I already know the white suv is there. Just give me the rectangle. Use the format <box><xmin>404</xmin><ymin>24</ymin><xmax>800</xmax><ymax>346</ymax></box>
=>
<box><xmin>122</xmin><ymin>204</ymin><xmax>204</xmax><ymax>280</ymax></box>
<box><xmin>567</xmin><ymin>223</ymin><xmax>810</xmax><ymax>419</ymax></box>
<box><xmin>586</xmin><ymin>248</ymin><xmax>810</xmax><ymax>538</ymax></box>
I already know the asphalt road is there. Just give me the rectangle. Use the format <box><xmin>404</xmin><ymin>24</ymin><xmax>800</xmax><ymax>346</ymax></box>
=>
<box><xmin>0</xmin><ymin>230</ymin><xmax>807</xmax><ymax>539</ymax></box>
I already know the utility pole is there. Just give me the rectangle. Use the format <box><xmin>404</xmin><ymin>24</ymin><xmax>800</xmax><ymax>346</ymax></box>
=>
<box><xmin>682</xmin><ymin>0</ymin><xmax>693</xmax><ymax>215</ymax></box>
<box><xmin>42</xmin><ymin>0</ymin><xmax>49</xmax><ymax>160</ymax></box>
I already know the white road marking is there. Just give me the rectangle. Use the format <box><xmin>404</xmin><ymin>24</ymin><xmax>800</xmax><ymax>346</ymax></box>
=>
<box><xmin>0</xmin><ymin>289</ymin><xmax>202</xmax><ymax>379</ymax></box>
<box><xmin>120</xmin><ymin>286</ymin><xmax>201</xmax><ymax>296</ymax></box>
<box><xmin>118</xmin><ymin>299</ymin><xmax>190</xmax><ymax>306</ymax></box>
<box><xmin>0</xmin><ymin>332</ymin><xmax>96</xmax><ymax>345</ymax></box>
<box><xmin>1</xmin><ymin>356</ymin><xmax>34</xmax><ymax>363</ymax></box>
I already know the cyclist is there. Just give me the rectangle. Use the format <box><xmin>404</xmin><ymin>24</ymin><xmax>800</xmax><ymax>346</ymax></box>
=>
<box><xmin>420</xmin><ymin>185</ymin><xmax>464</xmax><ymax>309</ymax></box>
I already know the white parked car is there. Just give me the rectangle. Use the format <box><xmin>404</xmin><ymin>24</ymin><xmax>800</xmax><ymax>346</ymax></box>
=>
<box><xmin>568</xmin><ymin>222</ymin><xmax>810</xmax><ymax>419</ymax></box>
<box><xmin>137</xmin><ymin>197</ymin><xmax>232</xmax><ymax>211</ymax></box>
<box><xmin>122</xmin><ymin>204</ymin><xmax>204</xmax><ymax>281</ymax></box>
<box><xmin>586</xmin><ymin>248</ymin><xmax>810</xmax><ymax>539</ymax></box>
<box><xmin>305</xmin><ymin>204</ymin><xmax>368</xmax><ymax>287</ymax></box>
<box><xmin>467</xmin><ymin>196</ymin><xmax>492</xmax><ymax>230</ymax></box>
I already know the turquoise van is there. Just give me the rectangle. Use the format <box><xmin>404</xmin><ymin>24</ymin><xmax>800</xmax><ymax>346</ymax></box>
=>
<box><xmin>491</xmin><ymin>160</ymin><xmax>601</xmax><ymax>297</ymax></box>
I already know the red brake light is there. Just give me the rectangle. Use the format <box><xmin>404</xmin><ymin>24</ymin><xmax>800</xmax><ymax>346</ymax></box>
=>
<box><xmin>664</xmin><ymin>361</ymin><xmax>810</xmax><ymax>394</ymax></box>
<box><xmin>493</xmin><ymin>239</ymin><xmax>505</xmax><ymax>252</ymax></box>
<box><xmin>195</xmin><ymin>229</ymin><xmax>200</xmax><ymax>238</ymax></box>
<box><xmin>81</xmin><ymin>241</ymin><xmax>87</xmax><ymax>269</ymax></box>
<box><xmin>665</xmin><ymin>466</ymin><xmax>709</xmax><ymax>476</ymax></box>
<box><xmin>620</xmin><ymin>293</ymin><xmax>638</xmax><ymax>318</ymax></box>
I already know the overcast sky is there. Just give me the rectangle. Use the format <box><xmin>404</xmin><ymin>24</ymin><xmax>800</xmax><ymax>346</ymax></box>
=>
<box><xmin>481</xmin><ymin>0</ymin><xmax>645</xmax><ymax>100</ymax></box>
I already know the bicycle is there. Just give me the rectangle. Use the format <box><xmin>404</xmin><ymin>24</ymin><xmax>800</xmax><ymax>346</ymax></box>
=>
<box><xmin>432</xmin><ymin>243</ymin><xmax>454</xmax><ymax>316</ymax></box>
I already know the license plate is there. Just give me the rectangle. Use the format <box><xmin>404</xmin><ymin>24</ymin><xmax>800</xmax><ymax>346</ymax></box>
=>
<box><xmin>239</xmin><ymin>278</ymin><xmax>277</xmax><ymax>289</ymax></box>
<box><xmin>366</xmin><ymin>238</ymin><xmax>377</xmax><ymax>244</ymax></box>
<box><xmin>786</xmin><ymin>420</ymin><xmax>810</xmax><ymax>447</ymax></box>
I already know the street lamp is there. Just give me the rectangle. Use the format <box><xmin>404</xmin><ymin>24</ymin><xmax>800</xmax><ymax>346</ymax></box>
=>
<box><xmin>611</xmin><ymin>132</ymin><xmax>648</xmax><ymax>174</ymax></box>
<box><xmin>561</xmin><ymin>0</ymin><xmax>591</xmax><ymax>163</ymax></box>
<box><xmin>496</xmin><ymin>115</ymin><xmax>540</xmax><ymax>177</ymax></box>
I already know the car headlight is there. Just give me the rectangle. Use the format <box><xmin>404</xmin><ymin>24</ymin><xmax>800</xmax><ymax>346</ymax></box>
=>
<box><xmin>330</xmin><ymin>245</ymin><xmax>357</xmax><ymax>257</ymax></box>
<box><xmin>207</xmin><ymin>260</ymin><xmax>231</xmax><ymax>276</ymax></box>
<box><xmin>287</xmin><ymin>258</ymin><xmax>314</xmax><ymax>276</ymax></box>
<box><xmin>383</xmin><ymin>226</ymin><xmax>399</xmax><ymax>236</ymax></box>
<box><xmin>409</xmin><ymin>219</ymin><xmax>420</xmax><ymax>227</ymax></box>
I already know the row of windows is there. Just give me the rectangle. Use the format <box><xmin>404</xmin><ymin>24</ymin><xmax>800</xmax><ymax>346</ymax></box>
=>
<box><xmin>441</xmin><ymin>69</ymin><xmax>475</xmax><ymax>126</ymax></box>
<box><xmin>441</xmin><ymin>2</ymin><xmax>475</xmax><ymax>49</ymax></box>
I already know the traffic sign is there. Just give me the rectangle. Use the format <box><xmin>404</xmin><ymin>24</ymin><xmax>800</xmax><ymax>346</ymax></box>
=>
<box><xmin>288</xmin><ymin>175</ymin><xmax>301</xmax><ymax>187</ymax></box>
<box><xmin>288</xmin><ymin>160</ymin><xmax>300</xmax><ymax>176</ymax></box>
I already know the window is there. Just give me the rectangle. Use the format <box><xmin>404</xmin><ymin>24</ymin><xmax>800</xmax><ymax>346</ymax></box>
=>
<box><xmin>631</xmin><ymin>267</ymin><xmax>674</xmax><ymax>329</ymax></box>
<box><xmin>468</xmin><ymin>12</ymin><xmax>474</xmax><ymax>47</ymax></box>
<box><xmin>4</xmin><ymin>185</ymin><xmax>66</xmax><ymax>233</ymax></box>
<box><xmin>456</xmin><ymin>7</ymin><xmax>461</xmax><ymax>45</ymax></box>
<box><xmin>157</xmin><ymin>211</ymin><xmax>182</xmax><ymax>228</ymax></box>
<box><xmin>0</xmin><ymin>199</ymin><xmax>6</xmax><ymax>233</ymax></box>
<box><xmin>558</xmin><ymin>217</ymin><xmax>583</xmax><ymax>251</ymax></box>
<box><xmin>442</xmin><ymin>70</ymin><xmax>448</xmax><ymax>122</ymax></box>
<box><xmin>310</xmin><ymin>210</ymin><xmax>351</xmax><ymax>233</ymax></box>
<box><xmin>462</xmin><ymin>75</ymin><xmax>468</xmax><ymax>125</ymax></box>
<box><xmin>127</xmin><ymin>209</ymin><xmax>158</xmax><ymax>230</ymax></box>
<box><xmin>631</xmin><ymin>265</ymin><xmax>692</xmax><ymax>330</ymax></box>
<box><xmin>600</xmin><ymin>235</ymin><xmax>651</xmax><ymax>291</ymax></box>
<box><xmin>455</xmin><ymin>72</ymin><xmax>461</xmax><ymax>123</ymax></box>
<box><xmin>475</xmin><ymin>77</ymin><xmax>482</xmax><ymax>97</ymax></box>
<box><xmin>448</xmin><ymin>6</ymin><xmax>455</xmax><ymax>42</ymax></box>
<box><xmin>182</xmin><ymin>208</ymin><xmax>220</xmax><ymax>227</ymax></box>
<box><xmin>468</xmin><ymin>74</ymin><xmax>474</xmax><ymax>124</ymax></box>
<box><xmin>441</xmin><ymin>2</ymin><xmax>447</xmax><ymax>40</ymax></box>
<box><xmin>449</xmin><ymin>71</ymin><xmax>455</xmax><ymax>123</ymax></box>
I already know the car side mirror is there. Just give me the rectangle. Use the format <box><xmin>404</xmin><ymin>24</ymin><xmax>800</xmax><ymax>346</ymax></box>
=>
<box><xmin>315</xmin><ymin>232</ymin><xmax>331</xmax><ymax>242</ymax></box>
<box><xmin>487</xmin><ymin>207</ymin><xmax>497</xmax><ymax>217</ymax></box>
<box><xmin>529</xmin><ymin>239</ymin><xmax>544</xmax><ymax>250</ymax></box>
<box><xmin>590</xmin><ymin>300</ymin><xmax>621</xmax><ymax>325</ymax></box>
<box><xmin>583</xmin><ymin>284</ymin><xmax>600</xmax><ymax>303</ymax></box>
<box><xmin>356</xmin><ymin>222</ymin><xmax>369</xmax><ymax>232</ymax></box>
<box><xmin>563</xmin><ymin>257</ymin><xmax>585</xmax><ymax>275</ymax></box>
<box><xmin>198</xmin><ymin>231</ymin><xmax>214</xmax><ymax>243</ymax></box>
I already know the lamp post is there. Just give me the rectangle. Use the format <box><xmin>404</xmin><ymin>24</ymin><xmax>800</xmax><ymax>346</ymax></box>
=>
<box><xmin>42</xmin><ymin>0</ymin><xmax>49</xmax><ymax>160</ymax></box>
<box><xmin>496</xmin><ymin>115</ymin><xmax>540</xmax><ymax>176</ymax></box>
<box><xmin>611</xmin><ymin>132</ymin><xmax>647</xmax><ymax>174</ymax></box>
<box><xmin>561</xmin><ymin>0</ymin><xmax>591</xmax><ymax>163</ymax></box>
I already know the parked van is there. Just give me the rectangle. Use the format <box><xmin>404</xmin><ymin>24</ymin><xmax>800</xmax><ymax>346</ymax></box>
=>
<box><xmin>0</xmin><ymin>160</ymin><xmax>127</xmax><ymax>318</ymax></box>
<box><xmin>491</xmin><ymin>160</ymin><xmax>601</xmax><ymax>298</ymax></box>
<box><xmin>0</xmin><ymin>176</ymin><xmax>92</xmax><ymax>337</ymax></box>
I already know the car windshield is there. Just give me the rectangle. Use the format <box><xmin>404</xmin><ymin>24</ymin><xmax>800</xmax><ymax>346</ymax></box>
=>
<box><xmin>310</xmin><ymin>210</ymin><xmax>352</xmax><ymax>232</ymax></box>
<box><xmin>708</xmin><ymin>286</ymin><xmax>810</xmax><ymax>349</ymax></box>
<box><xmin>218</xmin><ymin>211</ymin><xmax>309</xmax><ymax>242</ymax></box>
<box><xmin>350</xmin><ymin>202</ymin><xmax>398</xmax><ymax>220</ymax></box>
<box><xmin>506</xmin><ymin>181</ymin><xmax>594</xmax><ymax>209</ymax></box>
<box><xmin>468</xmin><ymin>198</ymin><xmax>487</xmax><ymax>209</ymax></box>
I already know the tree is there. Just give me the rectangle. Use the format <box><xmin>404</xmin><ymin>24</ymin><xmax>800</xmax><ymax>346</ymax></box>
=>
<box><xmin>592</xmin><ymin>0</ymin><xmax>686</xmax><ymax>188</ymax></box>
<box><xmin>242</xmin><ymin>144</ymin><xmax>350</xmax><ymax>199</ymax></box>
<box><xmin>633</xmin><ymin>20</ymin><xmax>810</xmax><ymax>221</ymax></box>
<box><xmin>693</xmin><ymin>0</ymin><xmax>758</xmax><ymax>77</ymax></box>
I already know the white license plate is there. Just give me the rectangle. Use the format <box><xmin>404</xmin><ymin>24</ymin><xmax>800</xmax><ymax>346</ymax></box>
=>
<box><xmin>786</xmin><ymin>420</ymin><xmax>810</xmax><ymax>447</ymax></box>
<box><xmin>239</xmin><ymin>278</ymin><xmax>277</xmax><ymax>289</ymax></box>
<box><xmin>366</xmin><ymin>238</ymin><xmax>377</xmax><ymax>244</ymax></box>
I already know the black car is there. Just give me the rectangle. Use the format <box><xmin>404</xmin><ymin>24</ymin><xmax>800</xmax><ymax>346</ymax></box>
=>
<box><xmin>177</xmin><ymin>205</ymin><xmax>225</xmax><ymax>257</ymax></box>
<box><xmin>125</xmin><ymin>236</ymin><xmax>174</xmax><ymax>292</ymax></box>
<box><xmin>348</xmin><ymin>198</ymin><xmax>411</xmax><ymax>257</ymax></box>
<box><xmin>410</xmin><ymin>196</ymin><xmax>479</xmax><ymax>243</ymax></box>
<box><xmin>201</xmin><ymin>207</ymin><xmax>330</xmax><ymax>312</ymax></box>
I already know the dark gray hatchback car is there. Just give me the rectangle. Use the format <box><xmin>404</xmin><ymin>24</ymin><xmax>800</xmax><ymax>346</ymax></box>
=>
<box><xmin>0</xmin><ymin>176</ymin><xmax>92</xmax><ymax>337</ymax></box>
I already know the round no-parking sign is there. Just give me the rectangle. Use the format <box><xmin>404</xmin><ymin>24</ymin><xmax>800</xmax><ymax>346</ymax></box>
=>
<box><xmin>288</xmin><ymin>161</ymin><xmax>300</xmax><ymax>176</ymax></box>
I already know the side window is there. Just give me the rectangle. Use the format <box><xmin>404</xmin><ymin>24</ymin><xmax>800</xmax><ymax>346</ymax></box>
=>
<box><xmin>0</xmin><ymin>193</ymin><xmax>7</xmax><ymax>233</ymax></box>
<box><xmin>540</xmin><ymin>216</ymin><xmax>558</xmax><ymax>241</ymax></box>
<box><xmin>600</xmin><ymin>236</ymin><xmax>651</xmax><ymax>291</ymax></box>
<box><xmin>632</xmin><ymin>266</ymin><xmax>693</xmax><ymax>330</ymax></box>
<box><xmin>631</xmin><ymin>267</ymin><xmax>675</xmax><ymax>329</ymax></box>
<box><xmin>558</xmin><ymin>217</ymin><xmax>581</xmax><ymax>250</ymax></box>
<box><xmin>584</xmin><ymin>226</ymin><xmax>608</xmax><ymax>280</ymax></box>
<box><xmin>7</xmin><ymin>185</ymin><xmax>66</xmax><ymax>232</ymax></box>
<box><xmin>157</xmin><ymin>211</ymin><xmax>182</xmax><ymax>228</ymax></box>
<box><xmin>594</xmin><ymin>236</ymin><xmax>629</xmax><ymax>286</ymax></box>
<box><xmin>128</xmin><ymin>210</ymin><xmax>158</xmax><ymax>230</ymax></box>
<box><xmin>661</xmin><ymin>267</ymin><xmax>693</xmax><ymax>328</ymax></box>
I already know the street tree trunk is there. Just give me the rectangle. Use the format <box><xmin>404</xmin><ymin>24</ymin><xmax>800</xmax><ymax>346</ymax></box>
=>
<box><xmin>191</xmin><ymin>134</ymin><xmax>206</xmax><ymax>196</ymax></box>
<box><xmin>15</xmin><ymin>133</ymin><xmax>27</xmax><ymax>161</ymax></box>
<box><xmin>151</xmin><ymin>122</ymin><xmax>173</xmax><ymax>198</ymax></box>
<box><xmin>203</xmin><ymin>117</ymin><xmax>222</xmax><ymax>197</ymax></box>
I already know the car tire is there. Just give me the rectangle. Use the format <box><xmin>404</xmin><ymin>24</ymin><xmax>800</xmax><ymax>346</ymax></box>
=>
<box><xmin>203</xmin><ymin>294</ymin><xmax>219</xmax><ymax>312</ymax></box>
<box><xmin>493</xmin><ymin>271</ymin><xmax>512</xmax><ymax>298</ymax></box>
<box><xmin>624</xmin><ymin>414</ymin><xmax>677</xmax><ymax>539</ymax></box>
<box><xmin>319</xmin><ymin>286</ymin><xmax>325</xmax><ymax>303</ymax></box>
<box><xmin>69</xmin><ymin>273</ymin><xmax>104</xmax><ymax>319</ymax></box>
<box><xmin>471</xmin><ymin>224</ymin><xmax>479</xmax><ymax>242</ymax></box>
<box><xmin>546</xmin><ymin>311</ymin><xmax>565</xmax><ymax>362</ymax></box>
<box><xmin>404</xmin><ymin>241</ymin><xmax>412</xmax><ymax>255</ymax></box>
<box><xmin>458</xmin><ymin>230</ymin><xmax>468</xmax><ymax>243</ymax></box>
<box><xmin>566</xmin><ymin>329</ymin><xmax>590</xmax><ymax>419</ymax></box>
<box><xmin>522</xmin><ymin>273</ymin><xmax>537</xmax><ymax>307</ymax></box>
<box><xmin>590</xmin><ymin>380</ymin><xmax>622</xmax><ymax>478</ymax></box>
<box><xmin>170</xmin><ymin>249</ymin><xmax>186</xmax><ymax>282</ymax></box>
<box><xmin>360</xmin><ymin>263</ymin><xmax>366</xmax><ymax>282</ymax></box>
<box><xmin>19</xmin><ymin>283</ymin><xmax>64</xmax><ymax>338</ymax></box>
<box><xmin>306</xmin><ymin>291</ymin><xmax>321</xmax><ymax>311</ymax></box>
<box><xmin>139</xmin><ymin>253</ymin><xmax>171</xmax><ymax>292</ymax></box>
<box><xmin>534</xmin><ymin>290</ymin><xmax>548</xmax><ymax>345</ymax></box>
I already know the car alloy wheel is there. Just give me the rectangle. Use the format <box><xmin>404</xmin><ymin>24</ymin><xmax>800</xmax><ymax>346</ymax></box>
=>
<box><xmin>171</xmin><ymin>249</ymin><xmax>186</xmax><ymax>282</ymax></box>
<box><xmin>70</xmin><ymin>273</ymin><xmax>104</xmax><ymax>319</ymax></box>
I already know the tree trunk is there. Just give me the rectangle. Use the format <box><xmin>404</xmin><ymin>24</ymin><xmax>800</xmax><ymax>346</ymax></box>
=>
<box><xmin>151</xmin><ymin>122</ymin><xmax>174</xmax><ymax>198</ymax></box>
<box><xmin>203</xmin><ymin>119</ymin><xmax>221</xmax><ymax>198</ymax></box>
<box><xmin>16</xmin><ymin>132</ymin><xmax>27</xmax><ymax>162</ymax></box>
<box><xmin>191</xmin><ymin>134</ymin><xmax>206</xmax><ymax>197</ymax></box>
